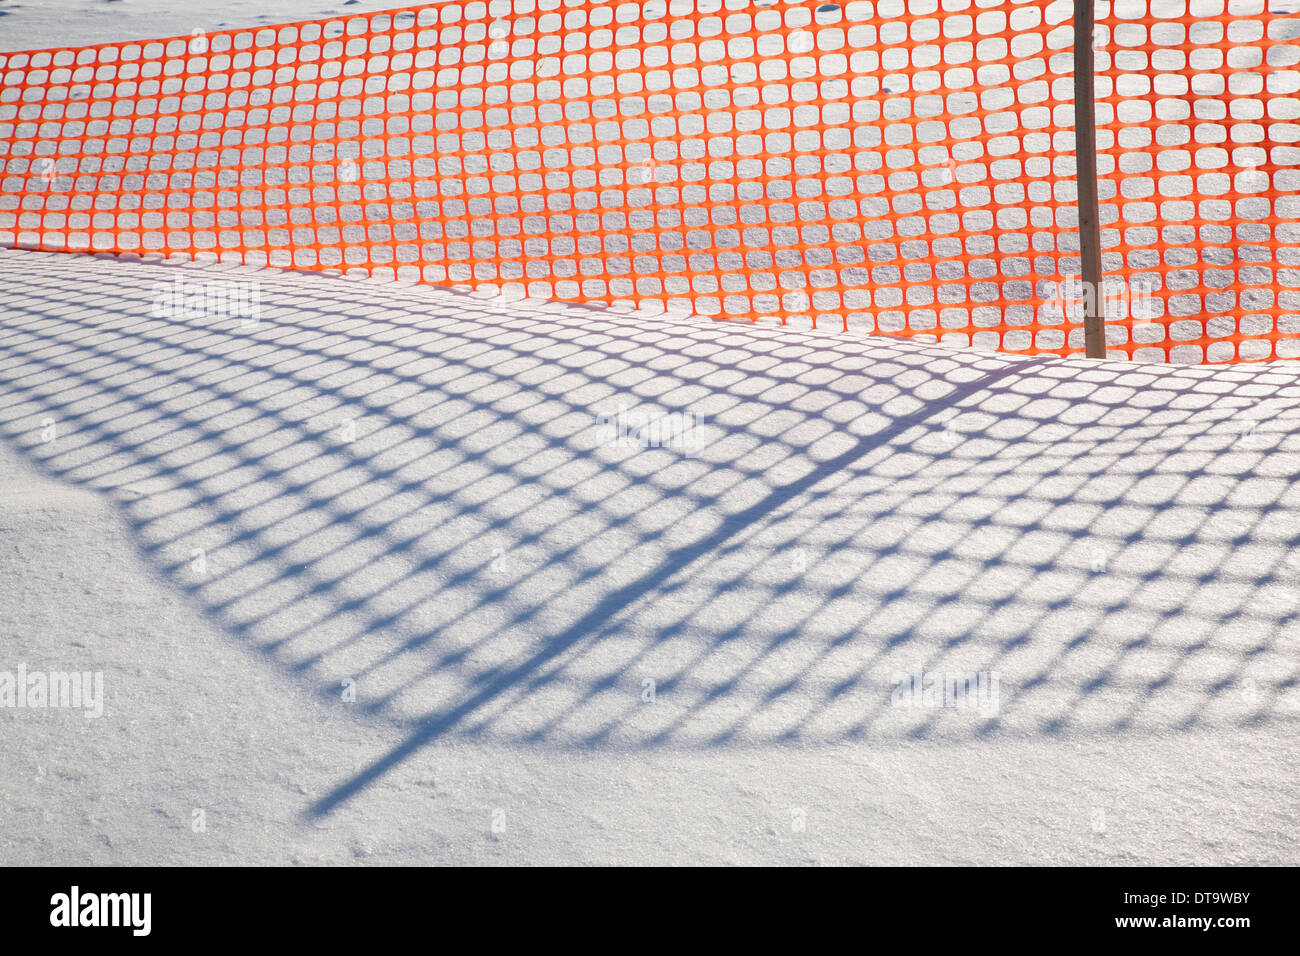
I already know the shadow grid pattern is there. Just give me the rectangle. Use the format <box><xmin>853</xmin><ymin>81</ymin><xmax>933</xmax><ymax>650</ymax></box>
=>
<box><xmin>2</xmin><ymin>249</ymin><xmax>1300</xmax><ymax>810</ymax></box>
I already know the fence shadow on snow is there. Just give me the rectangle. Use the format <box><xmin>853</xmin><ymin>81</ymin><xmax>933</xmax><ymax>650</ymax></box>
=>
<box><xmin>1</xmin><ymin>249</ymin><xmax>1299</xmax><ymax>814</ymax></box>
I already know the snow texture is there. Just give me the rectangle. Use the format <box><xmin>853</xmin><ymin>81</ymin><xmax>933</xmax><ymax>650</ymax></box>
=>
<box><xmin>1</xmin><ymin>247</ymin><xmax>1299</xmax><ymax>865</ymax></box>
<box><xmin>1</xmin><ymin>0</ymin><xmax>1299</xmax><ymax>865</ymax></box>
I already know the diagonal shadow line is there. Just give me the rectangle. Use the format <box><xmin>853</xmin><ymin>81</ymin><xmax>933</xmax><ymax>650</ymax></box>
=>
<box><xmin>309</xmin><ymin>355</ymin><xmax>1046</xmax><ymax>815</ymax></box>
<box><xmin>2</xmin><ymin>297</ymin><xmax>928</xmax><ymax>672</ymax></box>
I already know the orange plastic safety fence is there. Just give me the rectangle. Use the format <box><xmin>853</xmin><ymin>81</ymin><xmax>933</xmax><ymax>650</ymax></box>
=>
<box><xmin>0</xmin><ymin>0</ymin><xmax>1296</xmax><ymax>363</ymax></box>
<box><xmin>1095</xmin><ymin>2</ymin><xmax>1300</xmax><ymax>363</ymax></box>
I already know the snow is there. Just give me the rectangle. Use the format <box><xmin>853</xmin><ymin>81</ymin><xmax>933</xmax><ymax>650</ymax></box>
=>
<box><xmin>0</xmin><ymin>0</ymin><xmax>410</xmax><ymax>53</ymax></box>
<box><xmin>2</xmin><ymin>247</ymin><xmax>1299</xmax><ymax>864</ymax></box>
<box><xmin>2</xmin><ymin>1</ymin><xmax>1299</xmax><ymax>866</ymax></box>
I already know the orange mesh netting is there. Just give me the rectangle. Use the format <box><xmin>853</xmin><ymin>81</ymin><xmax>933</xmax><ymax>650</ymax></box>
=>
<box><xmin>1096</xmin><ymin>3</ymin><xmax>1300</xmax><ymax>362</ymax></box>
<box><xmin>1</xmin><ymin>0</ymin><xmax>1297</xmax><ymax>362</ymax></box>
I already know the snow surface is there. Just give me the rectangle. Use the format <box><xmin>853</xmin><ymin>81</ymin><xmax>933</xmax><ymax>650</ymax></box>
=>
<box><xmin>2</xmin><ymin>0</ymin><xmax>1300</xmax><ymax>866</ymax></box>
<box><xmin>0</xmin><ymin>0</ymin><xmax>414</xmax><ymax>53</ymax></box>
<box><xmin>1</xmin><ymin>247</ymin><xmax>1299</xmax><ymax>865</ymax></box>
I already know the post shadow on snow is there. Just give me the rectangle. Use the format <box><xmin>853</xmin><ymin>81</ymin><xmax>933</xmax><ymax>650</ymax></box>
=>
<box><xmin>307</xmin><ymin>358</ymin><xmax>1034</xmax><ymax>814</ymax></box>
<box><xmin>1</xmin><ymin>249</ymin><xmax>1298</xmax><ymax>820</ymax></box>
